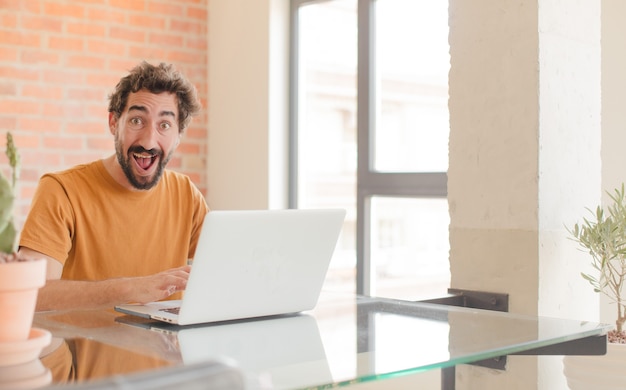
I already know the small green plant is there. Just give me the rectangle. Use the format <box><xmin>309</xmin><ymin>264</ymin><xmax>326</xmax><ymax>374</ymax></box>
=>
<box><xmin>0</xmin><ymin>132</ymin><xmax>20</xmax><ymax>255</ymax></box>
<box><xmin>568</xmin><ymin>184</ymin><xmax>626</xmax><ymax>342</ymax></box>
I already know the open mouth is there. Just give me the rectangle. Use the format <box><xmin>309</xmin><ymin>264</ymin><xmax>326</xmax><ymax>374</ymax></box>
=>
<box><xmin>133</xmin><ymin>152</ymin><xmax>158</xmax><ymax>172</ymax></box>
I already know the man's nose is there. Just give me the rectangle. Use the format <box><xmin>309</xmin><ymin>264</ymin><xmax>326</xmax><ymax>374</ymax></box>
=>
<box><xmin>137</xmin><ymin>121</ymin><xmax>160</xmax><ymax>148</ymax></box>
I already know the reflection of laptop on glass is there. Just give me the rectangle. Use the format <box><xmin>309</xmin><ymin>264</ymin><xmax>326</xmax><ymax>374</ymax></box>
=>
<box><xmin>116</xmin><ymin>313</ymin><xmax>332</xmax><ymax>389</ymax></box>
<box><xmin>115</xmin><ymin>209</ymin><xmax>345</xmax><ymax>325</ymax></box>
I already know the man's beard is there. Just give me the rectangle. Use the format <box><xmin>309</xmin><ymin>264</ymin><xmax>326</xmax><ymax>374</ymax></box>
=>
<box><xmin>115</xmin><ymin>137</ymin><xmax>173</xmax><ymax>190</ymax></box>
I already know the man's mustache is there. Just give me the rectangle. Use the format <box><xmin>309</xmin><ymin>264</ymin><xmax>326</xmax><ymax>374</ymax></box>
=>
<box><xmin>129</xmin><ymin>146</ymin><xmax>162</xmax><ymax>157</ymax></box>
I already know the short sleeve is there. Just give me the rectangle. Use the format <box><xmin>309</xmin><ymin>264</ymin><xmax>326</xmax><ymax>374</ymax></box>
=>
<box><xmin>19</xmin><ymin>175</ymin><xmax>75</xmax><ymax>264</ymax></box>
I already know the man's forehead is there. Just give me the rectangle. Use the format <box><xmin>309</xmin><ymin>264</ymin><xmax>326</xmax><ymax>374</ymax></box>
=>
<box><xmin>125</xmin><ymin>90</ymin><xmax>178</xmax><ymax>116</ymax></box>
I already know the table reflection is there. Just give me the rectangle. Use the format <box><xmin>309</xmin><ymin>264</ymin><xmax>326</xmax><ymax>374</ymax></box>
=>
<box><xmin>34</xmin><ymin>309</ymin><xmax>179</xmax><ymax>386</ymax></box>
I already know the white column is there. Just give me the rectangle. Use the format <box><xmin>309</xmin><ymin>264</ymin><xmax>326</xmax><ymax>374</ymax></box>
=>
<box><xmin>448</xmin><ymin>1</ymin><xmax>601</xmax><ymax>388</ymax></box>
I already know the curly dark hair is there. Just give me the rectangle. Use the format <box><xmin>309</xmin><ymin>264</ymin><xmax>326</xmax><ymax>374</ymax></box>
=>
<box><xmin>108</xmin><ymin>61</ymin><xmax>201</xmax><ymax>133</ymax></box>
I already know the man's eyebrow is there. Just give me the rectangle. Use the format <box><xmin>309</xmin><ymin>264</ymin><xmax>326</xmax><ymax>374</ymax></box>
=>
<box><xmin>128</xmin><ymin>105</ymin><xmax>148</xmax><ymax>113</ymax></box>
<box><xmin>159</xmin><ymin>110</ymin><xmax>176</xmax><ymax>118</ymax></box>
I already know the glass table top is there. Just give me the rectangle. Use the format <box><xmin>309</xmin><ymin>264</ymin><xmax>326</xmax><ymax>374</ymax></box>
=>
<box><xmin>30</xmin><ymin>292</ymin><xmax>610</xmax><ymax>389</ymax></box>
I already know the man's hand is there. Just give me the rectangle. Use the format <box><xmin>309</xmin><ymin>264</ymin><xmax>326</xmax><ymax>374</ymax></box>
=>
<box><xmin>19</xmin><ymin>246</ymin><xmax>192</xmax><ymax>312</ymax></box>
<box><xmin>131</xmin><ymin>265</ymin><xmax>191</xmax><ymax>304</ymax></box>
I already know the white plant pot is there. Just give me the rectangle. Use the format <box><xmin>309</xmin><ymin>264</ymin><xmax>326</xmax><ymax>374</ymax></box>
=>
<box><xmin>563</xmin><ymin>342</ymin><xmax>626</xmax><ymax>390</ymax></box>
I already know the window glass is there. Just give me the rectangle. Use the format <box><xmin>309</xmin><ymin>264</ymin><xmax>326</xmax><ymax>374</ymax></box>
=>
<box><xmin>370</xmin><ymin>196</ymin><xmax>450</xmax><ymax>300</ymax></box>
<box><xmin>374</xmin><ymin>0</ymin><xmax>450</xmax><ymax>172</ymax></box>
<box><xmin>297</xmin><ymin>0</ymin><xmax>358</xmax><ymax>293</ymax></box>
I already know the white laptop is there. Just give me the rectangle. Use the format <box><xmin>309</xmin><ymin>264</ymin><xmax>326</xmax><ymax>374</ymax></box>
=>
<box><xmin>115</xmin><ymin>209</ymin><xmax>345</xmax><ymax>325</ymax></box>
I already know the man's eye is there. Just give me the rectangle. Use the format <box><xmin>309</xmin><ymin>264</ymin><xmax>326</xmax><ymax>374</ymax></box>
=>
<box><xmin>160</xmin><ymin>122</ymin><xmax>172</xmax><ymax>130</ymax></box>
<box><xmin>130</xmin><ymin>117</ymin><xmax>143</xmax><ymax>126</ymax></box>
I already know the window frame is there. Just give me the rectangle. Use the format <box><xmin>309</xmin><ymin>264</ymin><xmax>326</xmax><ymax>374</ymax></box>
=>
<box><xmin>289</xmin><ymin>0</ymin><xmax>447</xmax><ymax>296</ymax></box>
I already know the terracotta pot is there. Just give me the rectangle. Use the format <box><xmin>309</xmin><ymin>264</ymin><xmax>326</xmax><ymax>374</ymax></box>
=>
<box><xmin>563</xmin><ymin>341</ymin><xmax>626</xmax><ymax>390</ymax></box>
<box><xmin>0</xmin><ymin>259</ymin><xmax>46</xmax><ymax>342</ymax></box>
<box><xmin>0</xmin><ymin>357</ymin><xmax>51</xmax><ymax>389</ymax></box>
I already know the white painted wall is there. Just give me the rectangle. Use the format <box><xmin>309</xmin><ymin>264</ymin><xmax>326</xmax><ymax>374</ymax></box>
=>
<box><xmin>207</xmin><ymin>0</ymin><xmax>288</xmax><ymax>210</ymax></box>
<box><xmin>601</xmin><ymin>0</ymin><xmax>626</xmax><ymax>326</ymax></box>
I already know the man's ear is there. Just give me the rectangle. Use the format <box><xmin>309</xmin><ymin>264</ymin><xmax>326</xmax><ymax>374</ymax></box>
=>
<box><xmin>108</xmin><ymin>112</ymin><xmax>118</xmax><ymax>135</ymax></box>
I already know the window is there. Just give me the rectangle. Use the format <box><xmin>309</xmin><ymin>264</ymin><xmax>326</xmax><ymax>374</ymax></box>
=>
<box><xmin>290</xmin><ymin>0</ymin><xmax>449</xmax><ymax>300</ymax></box>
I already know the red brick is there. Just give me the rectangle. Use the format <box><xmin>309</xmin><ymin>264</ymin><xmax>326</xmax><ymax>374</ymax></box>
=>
<box><xmin>48</xmin><ymin>36</ymin><xmax>84</xmax><ymax>51</ymax></box>
<box><xmin>0</xmin><ymin>13</ymin><xmax>18</xmax><ymax>28</ymax></box>
<box><xmin>0</xmin><ymin>82</ymin><xmax>16</xmax><ymax>96</ymax></box>
<box><xmin>21</xmin><ymin>15</ymin><xmax>64</xmax><ymax>32</ymax></box>
<box><xmin>109</xmin><ymin>59</ymin><xmax>146</xmax><ymax>74</ymax></box>
<box><xmin>0</xmin><ymin>100</ymin><xmax>40</xmax><ymax>115</ymax></box>
<box><xmin>86</xmin><ymin>8</ymin><xmax>126</xmax><ymax>24</ymax></box>
<box><xmin>22</xmin><ymin>84</ymin><xmax>64</xmax><ymax>100</ymax></box>
<box><xmin>2</xmin><ymin>30</ymin><xmax>41</xmax><ymax>47</ymax></box>
<box><xmin>66</xmin><ymin>54</ymin><xmax>106</xmax><ymax>69</ymax></box>
<box><xmin>170</xmin><ymin>19</ymin><xmax>205</xmax><ymax>35</ymax></box>
<box><xmin>128</xmin><ymin>45</ymin><xmax>167</xmax><ymax>60</ymax></box>
<box><xmin>71</xmin><ymin>0</ymin><xmax>109</xmax><ymax>4</ymax></box>
<box><xmin>11</xmin><ymin>134</ymin><xmax>41</xmax><ymax>149</ymax></box>
<box><xmin>166</xmin><ymin>50</ymin><xmax>203</xmax><ymax>64</ymax></box>
<box><xmin>23</xmin><ymin>0</ymin><xmax>42</xmax><ymax>13</ymax></box>
<box><xmin>0</xmin><ymin>117</ymin><xmax>17</xmax><ymax>130</ymax></box>
<box><xmin>149</xmin><ymin>33</ymin><xmax>184</xmax><ymax>47</ymax></box>
<box><xmin>187</xmin><ymin>6</ymin><xmax>206</xmax><ymax>20</ymax></box>
<box><xmin>0</xmin><ymin>66</ymin><xmax>39</xmax><ymax>81</ymax></box>
<box><xmin>186</xmin><ymin>36</ymin><xmax>207</xmax><ymax>51</ymax></box>
<box><xmin>21</xmin><ymin>50</ymin><xmax>61</xmax><ymax>65</ymax></box>
<box><xmin>66</xmin><ymin>121</ymin><xmax>106</xmax><ymax>135</ymax></box>
<box><xmin>177</xmin><ymin>142</ymin><xmax>200</xmax><ymax>154</ymax></box>
<box><xmin>21</xmin><ymin>150</ymin><xmax>62</xmax><ymax>168</ymax></box>
<box><xmin>109</xmin><ymin>0</ymin><xmax>145</xmax><ymax>11</ymax></box>
<box><xmin>66</xmin><ymin>22</ymin><xmax>106</xmax><ymax>37</ymax></box>
<box><xmin>0</xmin><ymin>0</ymin><xmax>19</xmax><ymax>10</ymax></box>
<box><xmin>185</xmin><ymin>172</ymin><xmax>202</xmax><ymax>185</ymax></box>
<box><xmin>86</xmin><ymin>136</ymin><xmax>112</xmax><ymax>151</ymax></box>
<box><xmin>67</xmin><ymin>87</ymin><xmax>106</xmax><ymax>101</ymax></box>
<box><xmin>42</xmin><ymin>102</ymin><xmax>84</xmax><ymax>118</ymax></box>
<box><xmin>109</xmin><ymin>26</ymin><xmax>146</xmax><ymax>43</ymax></box>
<box><xmin>84</xmin><ymin>71</ymin><xmax>125</xmax><ymax>89</ymax></box>
<box><xmin>128</xmin><ymin>14</ymin><xmax>166</xmax><ymax>29</ymax></box>
<box><xmin>86</xmin><ymin>39</ymin><xmax>127</xmax><ymax>55</ymax></box>
<box><xmin>18</xmin><ymin>117</ymin><xmax>63</xmax><ymax>132</ymax></box>
<box><xmin>43</xmin><ymin>135</ymin><xmax>83</xmax><ymax>150</ymax></box>
<box><xmin>62</xmin><ymin>153</ymin><xmax>97</xmax><ymax>167</ymax></box>
<box><xmin>167</xmin><ymin>155</ymin><xmax>181</xmax><ymax>168</ymax></box>
<box><xmin>184</xmin><ymin>127</ymin><xmax>208</xmax><ymax>140</ymax></box>
<box><xmin>0</xmin><ymin>47</ymin><xmax>19</xmax><ymax>62</ymax></box>
<box><xmin>18</xmin><ymin>168</ymin><xmax>41</xmax><ymax>184</ymax></box>
<box><xmin>147</xmin><ymin>2</ymin><xmax>184</xmax><ymax>17</ymax></box>
<box><xmin>43</xmin><ymin>69</ymin><xmax>84</xmax><ymax>85</ymax></box>
<box><xmin>43</xmin><ymin>2</ymin><xmax>85</xmax><ymax>18</ymax></box>
<box><xmin>84</xmin><ymin>103</ymin><xmax>109</xmax><ymax>118</ymax></box>
<box><xmin>19</xmin><ymin>187</ymin><xmax>37</xmax><ymax>206</ymax></box>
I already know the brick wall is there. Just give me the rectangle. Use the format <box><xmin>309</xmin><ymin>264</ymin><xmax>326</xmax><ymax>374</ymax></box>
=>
<box><xmin>0</xmin><ymin>0</ymin><xmax>208</xmax><ymax>227</ymax></box>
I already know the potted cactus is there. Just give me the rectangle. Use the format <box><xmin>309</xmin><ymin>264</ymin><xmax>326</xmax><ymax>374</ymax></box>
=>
<box><xmin>0</xmin><ymin>133</ymin><xmax>47</xmax><ymax>344</ymax></box>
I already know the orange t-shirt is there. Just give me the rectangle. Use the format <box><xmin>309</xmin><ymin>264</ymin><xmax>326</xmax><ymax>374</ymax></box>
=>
<box><xmin>19</xmin><ymin>160</ymin><xmax>209</xmax><ymax>281</ymax></box>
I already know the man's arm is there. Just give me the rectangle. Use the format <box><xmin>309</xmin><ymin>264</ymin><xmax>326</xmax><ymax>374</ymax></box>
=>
<box><xmin>18</xmin><ymin>247</ymin><xmax>190</xmax><ymax>312</ymax></box>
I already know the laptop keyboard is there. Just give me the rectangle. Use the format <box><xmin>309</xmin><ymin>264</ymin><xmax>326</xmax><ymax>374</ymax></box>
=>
<box><xmin>159</xmin><ymin>307</ymin><xmax>180</xmax><ymax>315</ymax></box>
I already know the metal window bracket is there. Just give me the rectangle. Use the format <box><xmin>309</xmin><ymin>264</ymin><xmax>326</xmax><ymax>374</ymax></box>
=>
<box><xmin>418</xmin><ymin>288</ymin><xmax>608</xmax><ymax>390</ymax></box>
